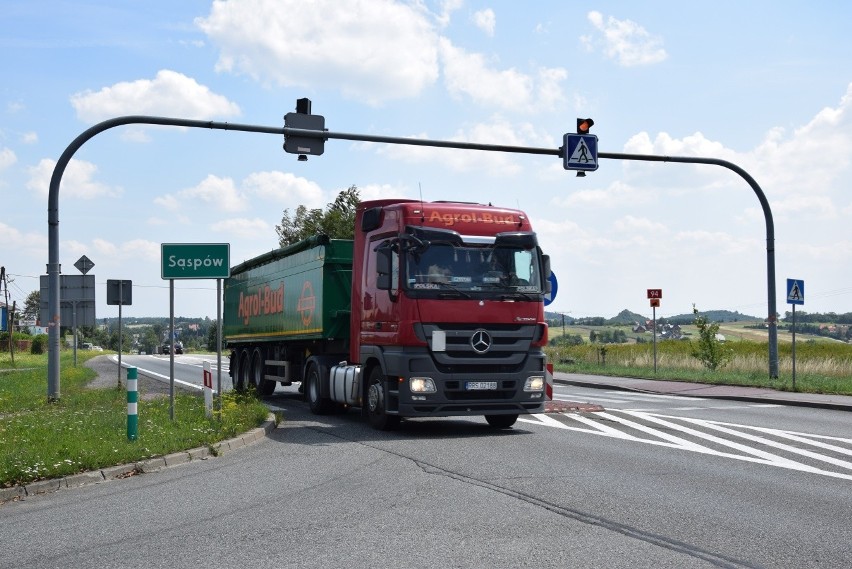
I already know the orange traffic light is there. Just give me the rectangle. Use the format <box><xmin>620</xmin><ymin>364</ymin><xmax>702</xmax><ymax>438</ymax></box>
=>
<box><xmin>577</xmin><ymin>118</ymin><xmax>594</xmax><ymax>134</ymax></box>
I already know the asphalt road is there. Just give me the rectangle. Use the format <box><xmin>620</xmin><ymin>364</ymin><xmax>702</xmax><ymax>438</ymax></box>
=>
<box><xmin>3</xmin><ymin>375</ymin><xmax>851</xmax><ymax>568</ymax></box>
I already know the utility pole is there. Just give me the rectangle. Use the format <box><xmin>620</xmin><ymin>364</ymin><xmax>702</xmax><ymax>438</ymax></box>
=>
<box><xmin>1</xmin><ymin>267</ymin><xmax>14</xmax><ymax>364</ymax></box>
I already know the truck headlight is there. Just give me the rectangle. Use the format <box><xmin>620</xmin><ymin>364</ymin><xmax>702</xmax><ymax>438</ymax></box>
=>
<box><xmin>524</xmin><ymin>375</ymin><xmax>544</xmax><ymax>392</ymax></box>
<box><xmin>410</xmin><ymin>377</ymin><xmax>437</xmax><ymax>393</ymax></box>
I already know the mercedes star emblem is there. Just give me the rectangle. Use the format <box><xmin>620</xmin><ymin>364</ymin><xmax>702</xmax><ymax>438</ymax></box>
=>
<box><xmin>470</xmin><ymin>329</ymin><xmax>492</xmax><ymax>354</ymax></box>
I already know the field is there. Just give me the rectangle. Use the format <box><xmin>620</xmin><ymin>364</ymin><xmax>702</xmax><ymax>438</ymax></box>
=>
<box><xmin>546</xmin><ymin>322</ymin><xmax>852</xmax><ymax>396</ymax></box>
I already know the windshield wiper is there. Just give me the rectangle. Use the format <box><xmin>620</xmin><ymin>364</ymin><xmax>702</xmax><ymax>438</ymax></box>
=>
<box><xmin>430</xmin><ymin>281</ymin><xmax>471</xmax><ymax>299</ymax></box>
<box><xmin>499</xmin><ymin>290</ymin><xmax>536</xmax><ymax>301</ymax></box>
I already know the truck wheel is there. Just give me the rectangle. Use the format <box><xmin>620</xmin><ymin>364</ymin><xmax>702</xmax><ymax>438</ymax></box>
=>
<box><xmin>305</xmin><ymin>363</ymin><xmax>335</xmax><ymax>414</ymax></box>
<box><xmin>366</xmin><ymin>367</ymin><xmax>400</xmax><ymax>431</ymax></box>
<box><xmin>250</xmin><ymin>348</ymin><xmax>276</xmax><ymax>396</ymax></box>
<box><xmin>485</xmin><ymin>414</ymin><xmax>518</xmax><ymax>429</ymax></box>
<box><xmin>233</xmin><ymin>349</ymin><xmax>250</xmax><ymax>392</ymax></box>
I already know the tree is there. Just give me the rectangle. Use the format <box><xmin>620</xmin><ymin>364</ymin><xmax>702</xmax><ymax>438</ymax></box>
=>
<box><xmin>690</xmin><ymin>304</ymin><xmax>732</xmax><ymax>371</ymax></box>
<box><xmin>206</xmin><ymin>320</ymin><xmax>223</xmax><ymax>351</ymax></box>
<box><xmin>276</xmin><ymin>185</ymin><xmax>360</xmax><ymax>247</ymax></box>
<box><xmin>23</xmin><ymin>290</ymin><xmax>40</xmax><ymax>322</ymax></box>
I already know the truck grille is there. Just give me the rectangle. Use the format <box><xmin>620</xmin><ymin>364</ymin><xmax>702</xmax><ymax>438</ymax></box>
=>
<box><xmin>417</xmin><ymin>323</ymin><xmax>538</xmax><ymax>374</ymax></box>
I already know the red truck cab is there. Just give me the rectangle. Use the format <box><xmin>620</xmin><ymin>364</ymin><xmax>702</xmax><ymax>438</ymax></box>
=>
<box><xmin>344</xmin><ymin>199</ymin><xmax>550</xmax><ymax>429</ymax></box>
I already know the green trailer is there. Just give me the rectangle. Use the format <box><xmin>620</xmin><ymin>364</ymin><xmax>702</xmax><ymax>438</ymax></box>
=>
<box><xmin>224</xmin><ymin>235</ymin><xmax>353</xmax><ymax>394</ymax></box>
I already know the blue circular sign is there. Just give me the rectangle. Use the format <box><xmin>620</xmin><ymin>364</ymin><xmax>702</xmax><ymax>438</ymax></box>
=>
<box><xmin>544</xmin><ymin>271</ymin><xmax>558</xmax><ymax>306</ymax></box>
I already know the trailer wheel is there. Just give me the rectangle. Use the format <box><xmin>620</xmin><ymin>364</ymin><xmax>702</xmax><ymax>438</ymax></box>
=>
<box><xmin>250</xmin><ymin>348</ymin><xmax>276</xmax><ymax>396</ymax></box>
<box><xmin>485</xmin><ymin>414</ymin><xmax>518</xmax><ymax>429</ymax></box>
<box><xmin>366</xmin><ymin>367</ymin><xmax>400</xmax><ymax>431</ymax></box>
<box><xmin>233</xmin><ymin>349</ymin><xmax>250</xmax><ymax>392</ymax></box>
<box><xmin>305</xmin><ymin>363</ymin><xmax>335</xmax><ymax>414</ymax></box>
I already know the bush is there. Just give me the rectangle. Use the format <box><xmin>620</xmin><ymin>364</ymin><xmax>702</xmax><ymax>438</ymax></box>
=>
<box><xmin>691</xmin><ymin>305</ymin><xmax>733</xmax><ymax>371</ymax></box>
<box><xmin>30</xmin><ymin>335</ymin><xmax>47</xmax><ymax>354</ymax></box>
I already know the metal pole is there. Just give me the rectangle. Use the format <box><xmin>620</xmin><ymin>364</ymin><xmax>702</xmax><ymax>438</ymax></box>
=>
<box><xmin>217</xmin><ymin>278</ymin><xmax>223</xmax><ymax>405</ymax></box>
<box><xmin>169</xmin><ymin>279</ymin><xmax>175</xmax><ymax>421</ymax></box>
<box><xmin>117</xmin><ymin>280</ymin><xmax>123</xmax><ymax>385</ymax></box>
<box><xmin>600</xmin><ymin>151</ymin><xmax>778</xmax><ymax>379</ymax></box>
<box><xmin>653</xmin><ymin>306</ymin><xmax>657</xmax><ymax>374</ymax></box>
<box><xmin>72</xmin><ymin>301</ymin><xmax>78</xmax><ymax>367</ymax></box>
<box><xmin>46</xmin><ymin>114</ymin><xmax>780</xmax><ymax>402</ymax></box>
<box><xmin>791</xmin><ymin>304</ymin><xmax>797</xmax><ymax>390</ymax></box>
<box><xmin>47</xmin><ymin>116</ymin><xmax>285</xmax><ymax>402</ymax></box>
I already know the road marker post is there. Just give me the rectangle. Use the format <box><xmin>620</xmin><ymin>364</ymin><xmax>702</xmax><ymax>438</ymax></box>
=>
<box><xmin>127</xmin><ymin>366</ymin><xmax>138</xmax><ymax>441</ymax></box>
<box><xmin>203</xmin><ymin>361</ymin><xmax>213</xmax><ymax>418</ymax></box>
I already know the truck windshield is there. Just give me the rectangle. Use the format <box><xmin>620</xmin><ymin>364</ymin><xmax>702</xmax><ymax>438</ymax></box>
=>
<box><xmin>405</xmin><ymin>242</ymin><xmax>542</xmax><ymax>294</ymax></box>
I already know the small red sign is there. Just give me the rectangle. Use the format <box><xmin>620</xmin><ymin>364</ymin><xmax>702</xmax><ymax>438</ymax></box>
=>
<box><xmin>647</xmin><ymin>289</ymin><xmax>662</xmax><ymax>299</ymax></box>
<box><xmin>650</xmin><ymin>298</ymin><xmax>660</xmax><ymax>308</ymax></box>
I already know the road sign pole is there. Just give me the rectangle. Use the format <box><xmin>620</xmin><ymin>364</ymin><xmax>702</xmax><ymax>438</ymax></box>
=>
<box><xmin>117</xmin><ymin>299</ymin><xmax>122</xmax><ymax>386</ymax></box>
<box><xmin>217</xmin><ymin>278</ymin><xmax>223</xmax><ymax>409</ymax></box>
<box><xmin>169</xmin><ymin>279</ymin><xmax>175</xmax><ymax>422</ymax></box>
<box><xmin>653</xmin><ymin>306</ymin><xmax>657</xmax><ymax>374</ymax></box>
<box><xmin>791</xmin><ymin>304</ymin><xmax>797</xmax><ymax>391</ymax></box>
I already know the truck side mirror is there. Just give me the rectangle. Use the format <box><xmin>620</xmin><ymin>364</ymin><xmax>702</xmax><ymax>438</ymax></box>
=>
<box><xmin>376</xmin><ymin>247</ymin><xmax>392</xmax><ymax>290</ymax></box>
<box><xmin>542</xmin><ymin>254</ymin><xmax>552</xmax><ymax>294</ymax></box>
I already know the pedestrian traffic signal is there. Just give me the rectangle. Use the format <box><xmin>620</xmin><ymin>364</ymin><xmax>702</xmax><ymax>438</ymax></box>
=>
<box><xmin>577</xmin><ymin>118</ymin><xmax>594</xmax><ymax>134</ymax></box>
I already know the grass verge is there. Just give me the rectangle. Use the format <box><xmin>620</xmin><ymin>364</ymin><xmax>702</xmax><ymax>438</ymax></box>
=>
<box><xmin>0</xmin><ymin>351</ymin><xmax>269</xmax><ymax>489</ymax></box>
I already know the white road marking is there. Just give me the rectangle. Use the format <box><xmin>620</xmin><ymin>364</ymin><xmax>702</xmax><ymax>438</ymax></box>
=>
<box><xmin>519</xmin><ymin>410</ymin><xmax>852</xmax><ymax>481</ymax></box>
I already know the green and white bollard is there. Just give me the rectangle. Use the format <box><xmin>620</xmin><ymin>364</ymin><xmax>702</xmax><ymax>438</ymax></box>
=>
<box><xmin>127</xmin><ymin>366</ymin><xmax>138</xmax><ymax>441</ymax></box>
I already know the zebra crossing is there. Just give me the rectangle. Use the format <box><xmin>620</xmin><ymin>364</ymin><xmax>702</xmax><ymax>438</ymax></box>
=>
<box><xmin>551</xmin><ymin>389</ymin><xmax>781</xmax><ymax>412</ymax></box>
<box><xmin>520</xmin><ymin>392</ymin><xmax>852</xmax><ymax>480</ymax></box>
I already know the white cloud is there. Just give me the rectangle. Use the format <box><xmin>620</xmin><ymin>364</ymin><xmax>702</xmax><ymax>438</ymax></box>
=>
<box><xmin>241</xmin><ymin>171</ymin><xmax>325</xmax><ymax>209</ymax></box>
<box><xmin>173</xmin><ymin>174</ymin><xmax>246</xmax><ymax>212</ymax></box>
<box><xmin>621</xmin><ymin>82</ymin><xmax>852</xmax><ymax>224</ymax></box>
<box><xmin>21</xmin><ymin>132</ymin><xmax>38</xmax><ymax>144</ymax></box>
<box><xmin>0</xmin><ymin>221</ymin><xmax>43</xmax><ymax>251</ymax></box>
<box><xmin>552</xmin><ymin>180</ymin><xmax>654</xmax><ymax>209</ymax></box>
<box><xmin>152</xmin><ymin>194</ymin><xmax>181</xmax><ymax>212</ymax></box>
<box><xmin>439</xmin><ymin>38</ymin><xmax>566</xmax><ymax>110</ymax></box>
<box><xmin>196</xmin><ymin>0</ymin><xmax>439</xmax><ymax>105</ymax></box>
<box><xmin>749</xmin><ymin>82</ymin><xmax>852</xmax><ymax>197</ymax></box>
<box><xmin>583</xmin><ymin>11</ymin><xmax>667</xmax><ymax>66</ymax></box>
<box><xmin>70</xmin><ymin>69</ymin><xmax>241</xmax><ymax>124</ymax></box>
<box><xmin>27</xmin><ymin>158</ymin><xmax>122</xmax><ymax>199</ymax></box>
<box><xmin>436</xmin><ymin>0</ymin><xmax>463</xmax><ymax>27</ymax></box>
<box><xmin>375</xmin><ymin>116</ymin><xmax>555</xmax><ymax>175</ymax></box>
<box><xmin>358</xmin><ymin>183</ymin><xmax>410</xmax><ymax>202</ymax></box>
<box><xmin>87</xmin><ymin>238</ymin><xmax>159</xmax><ymax>262</ymax></box>
<box><xmin>154</xmin><ymin>170</ymin><xmax>337</xmax><ymax>220</ymax></box>
<box><xmin>472</xmin><ymin>9</ymin><xmax>496</xmax><ymax>36</ymax></box>
<box><xmin>613</xmin><ymin>215</ymin><xmax>668</xmax><ymax>234</ymax></box>
<box><xmin>0</xmin><ymin>147</ymin><xmax>16</xmax><ymax>170</ymax></box>
<box><xmin>211</xmin><ymin>217</ymin><xmax>272</xmax><ymax>238</ymax></box>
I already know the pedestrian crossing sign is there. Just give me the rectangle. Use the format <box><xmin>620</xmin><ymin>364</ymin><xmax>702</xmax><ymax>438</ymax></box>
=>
<box><xmin>786</xmin><ymin>278</ymin><xmax>804</xmax><ymax>305</ymax></box>
<box><xmin>563</xmin><ymin>133</ymin><xmax>599</xmax><ymax>171</ymax></box>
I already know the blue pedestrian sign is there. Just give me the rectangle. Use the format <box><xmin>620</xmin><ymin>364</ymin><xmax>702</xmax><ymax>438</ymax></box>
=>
<box><xmin>786</xmin><ymin>279</ymin><xmax>804</xmax><ymax>305</ymax></box>
<box><xmin>563</xmin><ymin>134</ymin><xmax>598</xmax><ymax>171</ymax></box>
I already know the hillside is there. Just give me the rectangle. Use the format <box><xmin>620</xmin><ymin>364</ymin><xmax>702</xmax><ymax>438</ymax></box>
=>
<box><xmin>545</xmin><ymin>308</ymin><xmax>760</xmax><ymax>326</ymax></box>
<box><xmin>667</xmin><ymin>310</ymin><xmax>760</xmax><ymax>325</ymax></box>
<box><xmin>607</xmin><ymin>309</ymin><xmax>647</xmax><ymax>325</ymax></box>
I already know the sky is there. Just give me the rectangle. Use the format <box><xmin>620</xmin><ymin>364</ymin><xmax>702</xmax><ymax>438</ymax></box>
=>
<box><xmin>2</xmin><ymin>0</ymin><xmax>852</xmax><ymax>324</ymax></box>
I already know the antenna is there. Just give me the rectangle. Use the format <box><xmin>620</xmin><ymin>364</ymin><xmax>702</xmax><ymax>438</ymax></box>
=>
<box><xmin>418</xmin><ymin>182</ymin><xmax>425</xmax><ymax>222</ymax></box>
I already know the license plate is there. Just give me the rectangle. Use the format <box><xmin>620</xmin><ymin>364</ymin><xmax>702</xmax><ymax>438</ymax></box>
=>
<box><xmin>465</xmin><ymin>381</ymin><xmax>498</xmax><ymax>390</ymax></box>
